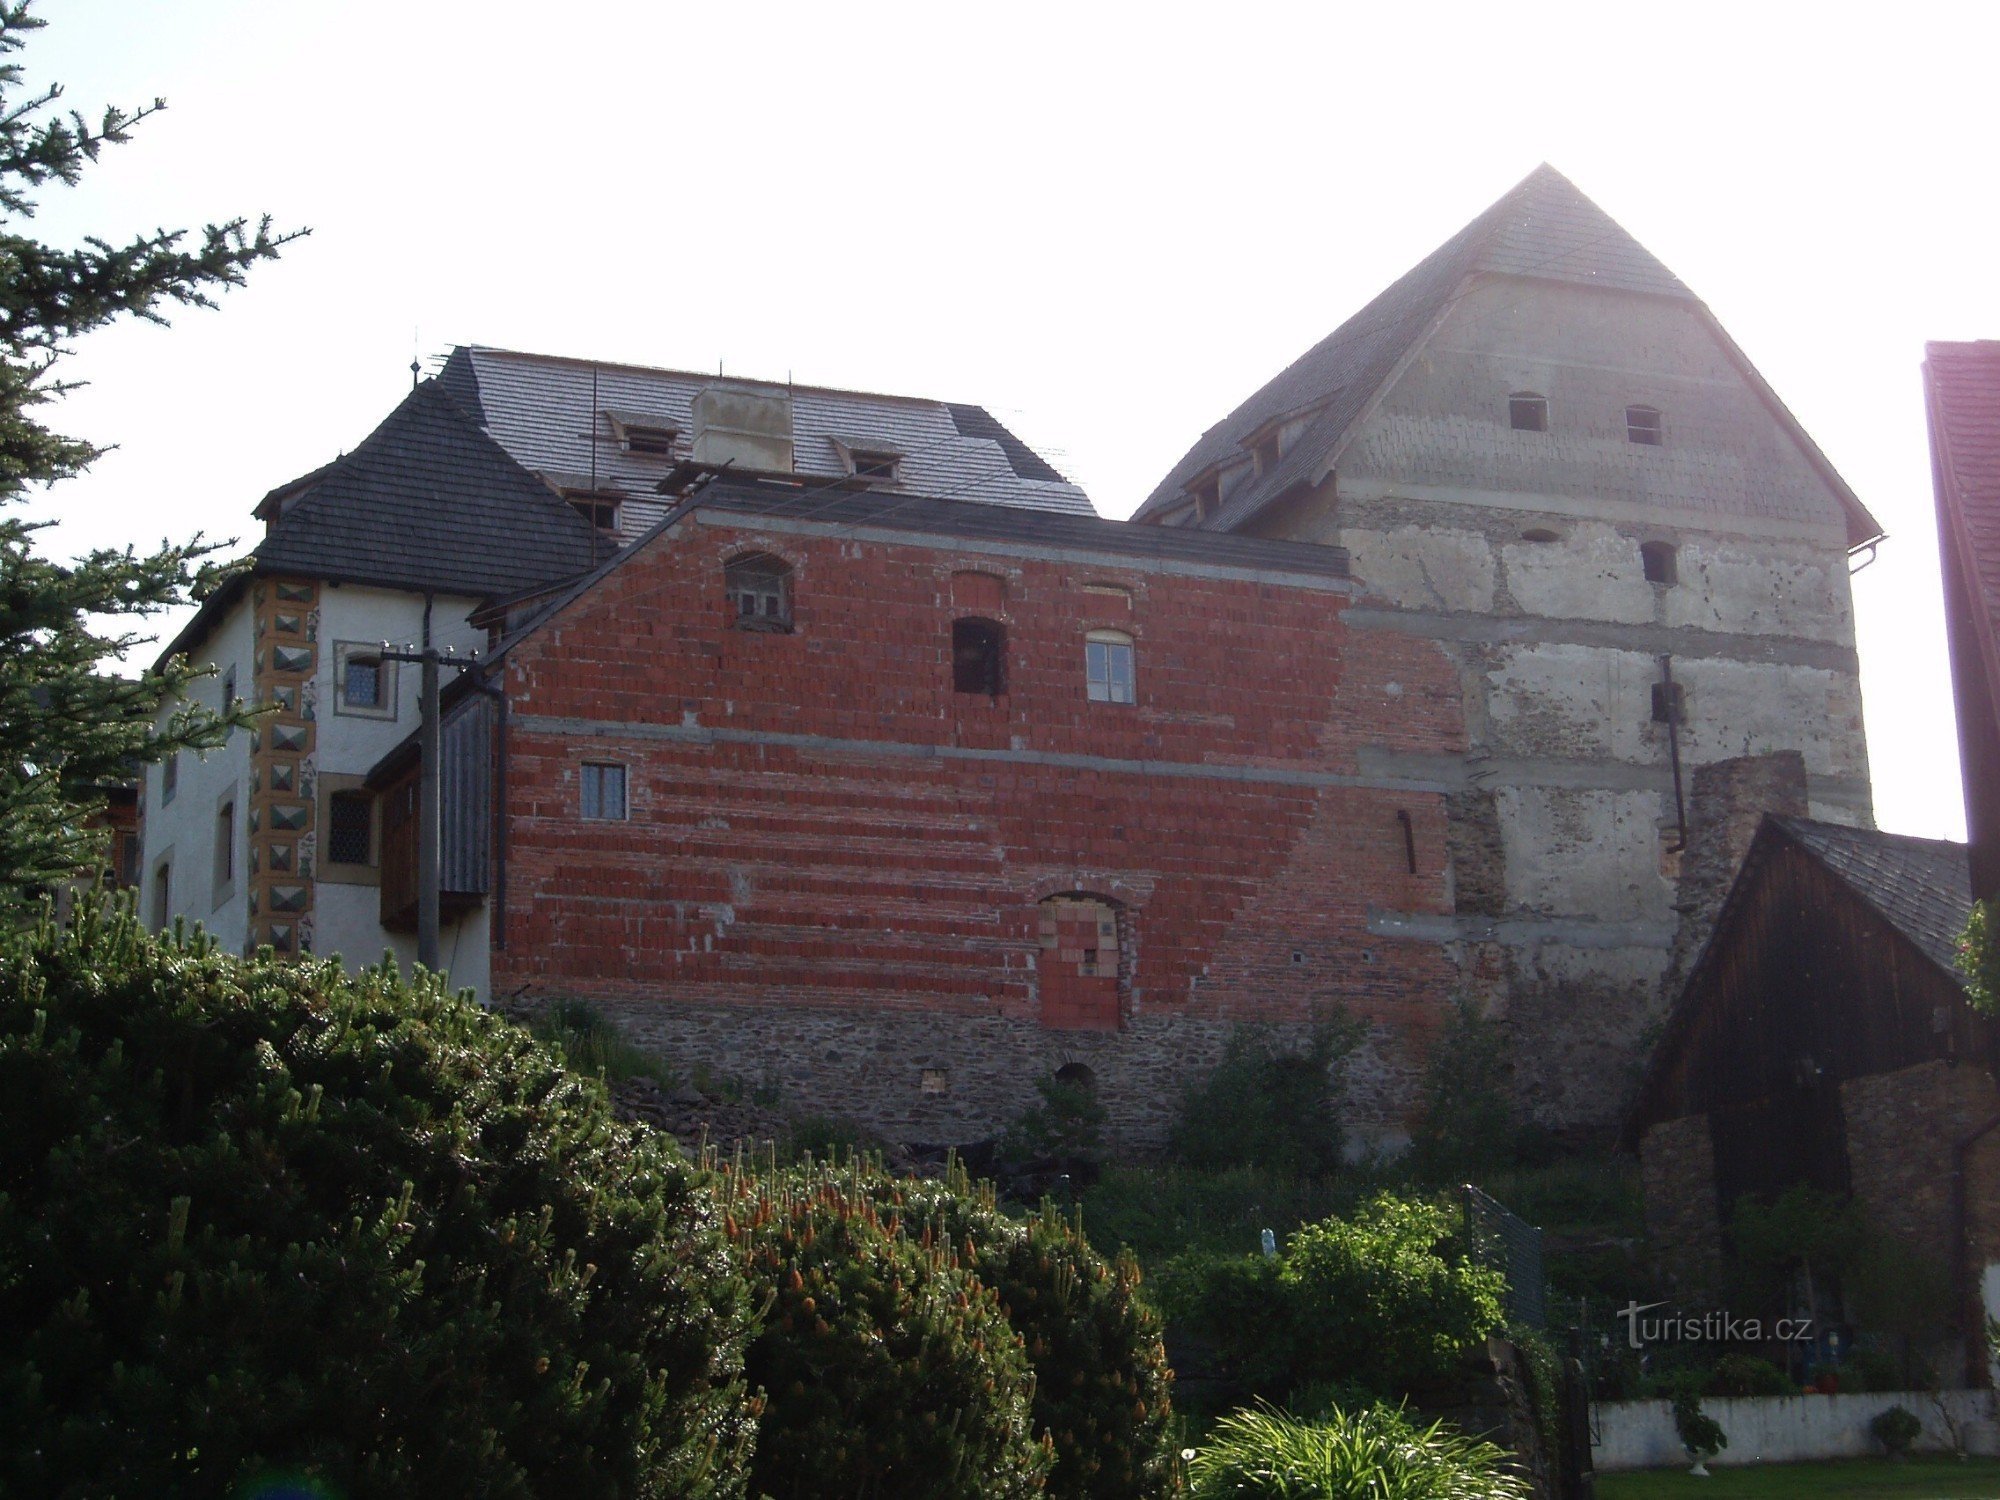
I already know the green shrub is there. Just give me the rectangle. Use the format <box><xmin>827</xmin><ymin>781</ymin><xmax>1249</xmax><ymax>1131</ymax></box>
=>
<box><xmin>1187</xmin><ymin>1402</ymin><xmax>1528</xmax><ymax>1500</ymax></box>
<box><xmin>1671</xmin><ymin>1387</ymin><xmax>1727</xmax><ymax>1460</ymax></box>
<box><xmin>892</xmin><ymin>1163</ymin><xmax>1178</xmax><ymax>1500</ymax></box>
<box><xmin>1707</xmin><ymin>1353</ymin><xmax>1797</xmax><ymax>1397</ymax></box>
<box><xmin>530</xmin><ymin>996</ymin><xmax>675</xmax><ymax>1086</ymax></box>
<box><xmin>1081</xmin><ymin>1163</ymin><xmax>1348</xmax><ymax>1266</ymax></box>
<box><xmin>1167</xmin><ymin>1194</ymin><xmax>1507</xmax><ymax>1403</ymax></box>
<box><xmin>715</xmin><ymin>1154</ymin><xmax>1050</xmax><ymax>1500</ymax></box>
<box><xmin>1407</xmin><ymin>998</ymin><xmax>1516</xmax><ymax>1185</ymax></box>
<box><xmin>0</xmin><ymin>903</ymin><xmax>753</xmax><ymax>1499</ymax></box>
<box><xmin>1001</xmin><ymin>1071</ymin><xmax>1108</xmax><ymax>1173</ymax></box>
<box><xmin>1872</xmin><ymin>1403</ymin><xmax>1923</xmax><ymax>1457</ymax></box>
<box><xmin>1961</xmin><ymin>900</ymin><xmax>2000</xmax><ymax>1015</ymax></box>
<box><xmin>1170</xmin><ymin>1015</ymin><xmax>1364</xmax><ymax>1178</ymax></box>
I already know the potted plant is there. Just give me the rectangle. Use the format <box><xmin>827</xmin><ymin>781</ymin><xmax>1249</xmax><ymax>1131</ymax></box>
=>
<box><xmin>1673</xmin><ymin>1387</ymin><xmax>1728</xmax><ymax>1477</ymax></box>
<box><xmin>1871</xmin><ymin>1404</ymin><xmax>1922</xmax><ymax>1461</ymax></box>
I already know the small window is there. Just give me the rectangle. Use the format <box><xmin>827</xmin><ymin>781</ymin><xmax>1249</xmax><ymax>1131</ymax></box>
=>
<box><xmin>581</xmin><ymin>762</ymin><xmax>627</xmax><ymax>821</ymax></box>
<box><xmin>1651</xmin><ymin>682</ymin><xmax>1686</xmax><ymax>725</ymax></box>
<box><xmin>1519</xmin><ymin>527</ymin><xmax>1562</xmax><ymax>544</ymax></box>
<box><xmin>1509</xmin><ymin>392</ymin><xmax>1549</xmax><ymax>432</ymax></box>
<box><xmin>952</xmin><ymin>617</ymin><xmax>1006</xmax><ymax>697</ymax></box>
<box><xmin>152</xmin><ymin>861</ymin><xmax>171</xmax><ymax>930</ymax></box>
<box><xmin>221</xmin><ymin>665</ymin><xmax>237</xmax><ymax>719</ymax></box>
<box><xmin>569</xmin><ymin>496</ymin><xmax>620</xmax><ymax>531</ymax></box>
<box><xmin>1251</xmin><ymin>432</ymin><xmax>1280</xmax><ymax>476</ymax></box>
<box><xmin>1641</xmin><ymin>541</ymin><xmax>1677</xmax><ymax>586</ymax></box>
<box><xmin>214</xmin><ymin>801</ymin><xmax>234</xmax><ymax>886</ymax></box>
<box><xmin>623</xmin><ymin>423</ymin><xmax>676</xmax><ymax>456</ymax></box>
<box><xmin>1192</xmin><ymin>475</ymin><xmax>1220</xmax><ymax>523</ymax></box>
<box><xmin>161</xmin><ymin>752</ymin><xmax>178</xmax><ymax>806</ymax></box>
<box><xmin>1085</xmin><ymin>630</ymin><xmax>1135</xmax><ymax>705</ymax></box>
<box><xmin>920</xmin><ymin>1067</ymin><xmax>949</xmax><ymax>1096</ymax></box>
<box><xmin>327</xmin><ymin>791</ymin><xmax>374</xmax><ymax>867</ymax></box>
<box><xmin>335</xmin><ymin>642</ymin><xmax>396</xmax><ymax>719</ymax></box>
<box><xmin>847</xmin><ymin>448</ymin><xmax>900</xmax><ymax>482</ymax></box>
<box><xmin>725</xmin><ymin>552</ymin><xmax>792</xmax><ymax>630</ymax></box>
<box><xmin>1627</xmin><ymin>405</ymin><xmax>1663</xmax><ymax>445</ymax></box>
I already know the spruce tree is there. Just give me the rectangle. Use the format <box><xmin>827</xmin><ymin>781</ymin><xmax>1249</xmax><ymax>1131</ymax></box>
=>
<box><xmin>0</xmin><ymin>1</ymin><xmax>299</xmax><ymax>913</ymax></box>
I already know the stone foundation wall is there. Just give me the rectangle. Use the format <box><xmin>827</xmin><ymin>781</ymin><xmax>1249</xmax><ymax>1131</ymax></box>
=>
<box><xmin>1638</xmin><ymin>1113</ymin><xmax>1722</xmax><ymax>1296</ymax></box>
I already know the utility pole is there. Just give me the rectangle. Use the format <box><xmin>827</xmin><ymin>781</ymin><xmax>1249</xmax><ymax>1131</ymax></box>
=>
<box><xmin>379</xmin><ymin>642</ymin><xmax>479</xmax><ymax>970</ymax></box>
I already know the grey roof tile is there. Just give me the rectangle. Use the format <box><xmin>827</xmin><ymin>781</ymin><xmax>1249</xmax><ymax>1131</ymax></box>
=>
<box><xmin>251</xmin><ymin>380</ymin><xmax>606</xmax><ymax>599</ymax></box>
<box><xmin>1777</xmin><ymin>817</ymin><xmax>1974</xmax><ymax>979</ymax></box>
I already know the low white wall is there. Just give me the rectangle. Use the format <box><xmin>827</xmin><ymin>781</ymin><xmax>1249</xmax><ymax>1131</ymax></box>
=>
<box><xmin>1592</xmin><ymin>1390</ymin><xmax>1999</xmax><ymax>1471</ymax></box>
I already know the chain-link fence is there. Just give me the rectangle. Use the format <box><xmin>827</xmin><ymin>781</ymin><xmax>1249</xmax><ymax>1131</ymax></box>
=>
<box><xmin>1463</xmin><ymin>1183</ymin><xmax>1547</xmax><ymax>1329</ymax></box>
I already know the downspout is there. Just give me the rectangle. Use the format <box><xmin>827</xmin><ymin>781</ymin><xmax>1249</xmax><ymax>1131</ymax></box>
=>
<box><xmin>1660</xmin><ymin>655</ymin><xmax>1687</xmax><ymax>853</ymax></box>
<box><xmin>1952</xmin><ymin>1109</ymin><xmax>2000</xmax><ymax>1386</ymax></box>
<box><xmin>467</xmin><ymin>671</ymin><xmax>509</xmax><ymax>957</ymax></box>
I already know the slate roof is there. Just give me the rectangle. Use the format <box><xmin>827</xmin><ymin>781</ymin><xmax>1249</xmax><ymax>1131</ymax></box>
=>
<box><xmin>252</xmin><ymin>379</ymin><xmax>606</xmax><ymax>598</ymax></box>
<box><xmin>1133</xmin><ymin>164</ymin><xmax>1880</xmax><ymax>547</ymax></box>
<box><xmin>436</xmin><ymin>346</ymin><xmax>1093</xmax><ymax>539</ymax></box>
<box><xmin>1924</xmin><ymin>341</ymin><xmax>2000</xmax><ymax>768</ymax></box>
<box><xmin>1776</xmin><ymin>817</ymin><xmax>1973</xmax><ymax>980</ymax></box>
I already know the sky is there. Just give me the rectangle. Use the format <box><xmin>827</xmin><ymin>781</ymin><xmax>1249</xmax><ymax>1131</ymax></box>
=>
<box><xmin>17</xmin><ymin>1</ymin><xmax>1998</xmax><ymax>841</ymax></box>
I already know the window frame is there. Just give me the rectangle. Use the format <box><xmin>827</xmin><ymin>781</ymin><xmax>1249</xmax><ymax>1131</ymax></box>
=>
<box><xmin>333</xmin><ymin>640</ymin><xmax>398</xmax><ymax>720</ymax></box>
<box><xmin>1509</xmin><ymin>392</ymin><xmax>1550</xmax><ymax>432</ymax></box>
<box><xmin>1084</xmin><ymin>629</ymin><xmax>1136</xmax><ymax>706</ymax></box>
<box><xmin>951</xmin><ymin>616</ymin><xmax>1007</xmax><ymax>697</ymax></box>
<box><xmin>724</xmin><ymin>552</ymin><xmax>794</xmax><ymax>632</ymax></box>
<box><xmin>580</xmin><ymin>761</ymin><xmax>629</xmax><ymax>822</ymax></box>
<box><xmin>326</xmin><ymin>789</ymin><xmax>376</xmax><ymax>869</ymax></box>
<box><xmin>1626</xmin><ymin>405</ymin><xmax>1664</xmax><ymax>446</ymax></box>
<box><xmin>212</xmin><ymin>793</ymin><xmax>235</xmax><ymax>909</ymax></box>
<box><xmin>161</xmin><ymin>751</ymin><xmax>178</xmax><ymax>806</ymax></box>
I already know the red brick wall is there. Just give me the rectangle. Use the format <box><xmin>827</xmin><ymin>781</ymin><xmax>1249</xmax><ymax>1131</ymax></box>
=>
<box><xmin>491</xmin><ymin>512</ymin><xmax>1466</xmax><ymax>1146</ymax></box>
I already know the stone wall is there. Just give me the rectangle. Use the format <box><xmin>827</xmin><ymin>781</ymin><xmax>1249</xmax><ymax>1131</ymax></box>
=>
<box><xmin>1637</xmin><ymin>1113</ymin><xmax>1723</xmax><ymax>1296</ymax></box>
<box><xmin>1664</xmin><ymin>752</ymin><xmax>1811</xmax><ymax>996</ymax></box>
<box><xmin>492</xmin><ymin>508</ymin><xmax>1466</xmax><ymax>1151</ymax></box>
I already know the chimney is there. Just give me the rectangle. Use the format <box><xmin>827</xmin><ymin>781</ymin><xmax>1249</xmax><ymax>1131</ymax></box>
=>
<box><xmin>690</xmin><ymin>381</ymin><xmax>793</xmax><ymax>474</ymax></box>
<box><xmin>1663</xmin><ymin>751</ymin><xmax>1810</xmax><ymax>1000</ymax></box>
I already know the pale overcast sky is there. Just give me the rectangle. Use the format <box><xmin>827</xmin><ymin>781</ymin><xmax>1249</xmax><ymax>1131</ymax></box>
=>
<box><xmin>18</xmin><ymin>1</ymin><xmax>1997</xmax><ymax>840</ymax></box>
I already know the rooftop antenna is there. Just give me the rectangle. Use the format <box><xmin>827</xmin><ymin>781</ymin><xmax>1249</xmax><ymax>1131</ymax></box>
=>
<box><xmin>411</xmin><ymin>324</ymin><xmax>421</xmax><ymax>391</ymax></box>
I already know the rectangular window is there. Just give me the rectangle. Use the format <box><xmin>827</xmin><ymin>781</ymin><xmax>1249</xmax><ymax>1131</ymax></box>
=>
<box><xmin>334</xmin><ymin>642</ymin><xmax>396</xmax><ymax>719</ymax></box>
<box><xmin>221</xmin><ymin>666</ymin><xmax>237</xmax><ymax>736</ymax></box>
<box><xmin>581</xmin><ymin>762</ymin><xmax>628</xmax><ymax>821</ymax></box>
<box><xmin>327</xmin><ymin>791</ymin><xmax>374</xmax><ymax>866</ymax></box>
<box><xmin>1085</xmin><ymin>636</ymin><xmax>1136</xmax><ymax>705</ymax></box>
<box><xmin>161</xmin><ymin>752</ymin><xmax>178</xmax><ymax>806</ymax></box>
<box><xmin>214</xmin><ymin>801</ymin><xmax>234</xmax><ymax>886</ymax></box>
<box><xmin>1651</xmin><ymin>682</ymin><xmax>1686</xmax><ymax>725</ymax></box>
<box><xmin>1627</xmin><ymin>406</ymin><xmax>1663</xmax><ymax>445</ymax></box>
<box><xmin>152</xmin><ymin>861</ymin><xmax>171</xmax><ymax>930</ymax></box>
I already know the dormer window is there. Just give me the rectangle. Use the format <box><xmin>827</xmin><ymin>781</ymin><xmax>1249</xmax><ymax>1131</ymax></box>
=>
<box><xmin>607</xmin><ymin>412</ymin><xmax>678</xmax><ymax>456</ymax></box>
<box><xmin>569</xmin><ymin>495</ymin><xmax>619</xmax><ymax>532</ymax></box>
<box><xmin>1251</xmin><ymin>432</ymin><xmax>1280</xmax><ymax>476</ymax></box>
<box><xmin>1509</xmin><ymin>392</ymin><xmax>1549</xmax><ymax>432</ymax></box>
<box><xmin>1626</xmin><ymin>406</ymin><xmax>1663</xmax><ymax>446</ymax></box>
<box><xmin>1192</xmin><ymin>474</ymin><xmax>1221</xmax><ymax>523</ymax></box>
<box><xmin>848</xmin><ymin>448</ymin><xmax>900</xmax><ymax>482</ymax></box>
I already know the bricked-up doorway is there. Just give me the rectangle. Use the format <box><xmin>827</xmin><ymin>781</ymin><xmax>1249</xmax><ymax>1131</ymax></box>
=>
<box><xmin>1037</xmin><ymin>895</ymin><xmax>1125</xmax><ymax>1031</ymax></box>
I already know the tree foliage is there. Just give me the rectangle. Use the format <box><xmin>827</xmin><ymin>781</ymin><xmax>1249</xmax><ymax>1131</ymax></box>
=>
<box><xmin>0</xmin><ymin>900</ymin><xmax>754</xmax><ymax>1497</ymax></box>
<box><xmin>1961</xmin><ymin>900</ymin><xmax>1999</xmax><ymax>1016</ymax></box>
<box><xmin>0</xmin><ymin>2</ymin><xmax>299</xmax><ymax>911</ymax></box>
<box><xmin>1170</xmin><ymin>1014</ymin><xmax>1366</xmax><ymax>1178</ymax></box>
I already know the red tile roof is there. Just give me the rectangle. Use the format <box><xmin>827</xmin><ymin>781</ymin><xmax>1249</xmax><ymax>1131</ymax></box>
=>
<box><xmin>1924</xmin><ymin>339</ymin><xmax>2000</xmax><ymax>891</ymax></box>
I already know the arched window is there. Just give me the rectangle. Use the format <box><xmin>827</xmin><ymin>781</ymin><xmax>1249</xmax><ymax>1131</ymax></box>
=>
<box><xmin>952</xmin><ymin>617</ymin><xmax>1006</xmax><ymax>696</ymax></box>
<box><xmin>724</xmin><ymin>552</ymin><xmax>792</xmax><ymax>629</ymax></box>
<box><xmin>1085</xmin><ymin>629</ymin><xmax>1135</xmax><ymax>705</ymax></box>
<box><xmin>1640</xmin><ymin>540</ymin><xmax>1678</xmax><ymax>586</ymax></box>
<box><xmin>1509</xmin><ymin>392</ymin><xmax>1549</xmax><ymax>432</ymax></box>
<box><xmin>1626</xmin><ymin>405</ymin><xmax>1663</xmax><ymax>446</ymax></box>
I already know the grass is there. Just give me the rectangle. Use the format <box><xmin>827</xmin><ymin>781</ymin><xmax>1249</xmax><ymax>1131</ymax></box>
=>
<box><xmin>1597</xmin><ymin>1456</ymin><xmax>2000</xmax><ymax>1498</ymax></box>
<box><xmin>527</xmin><ymin>999</ymin><xmax>676</xmax><ymax>1088</ymax></box>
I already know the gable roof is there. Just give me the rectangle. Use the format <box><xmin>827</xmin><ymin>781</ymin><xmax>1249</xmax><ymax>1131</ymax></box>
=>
<box><xmin>1773</xmin><ymin>817</ymin><xmax>1973</xmax><ymax>978</ymax></box>
<box><xmin>1133</xmin><ymin>164</ymin><xmax>1881</xmax><ymax>548</ymax></box>
<box><xmin>1625</xmin><ymin>815</ymin><xmax>1976</xmax><ymax>1143</ymax></box>
<box><xmin>436</xmin><ymin>345</ymin><xmax>1093</xmax><ymax>527</ymax></box>
<box><xmin>252</xmin><ymin>379</ymin><xmax>607</xmax><ymax>598</ymax></box>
